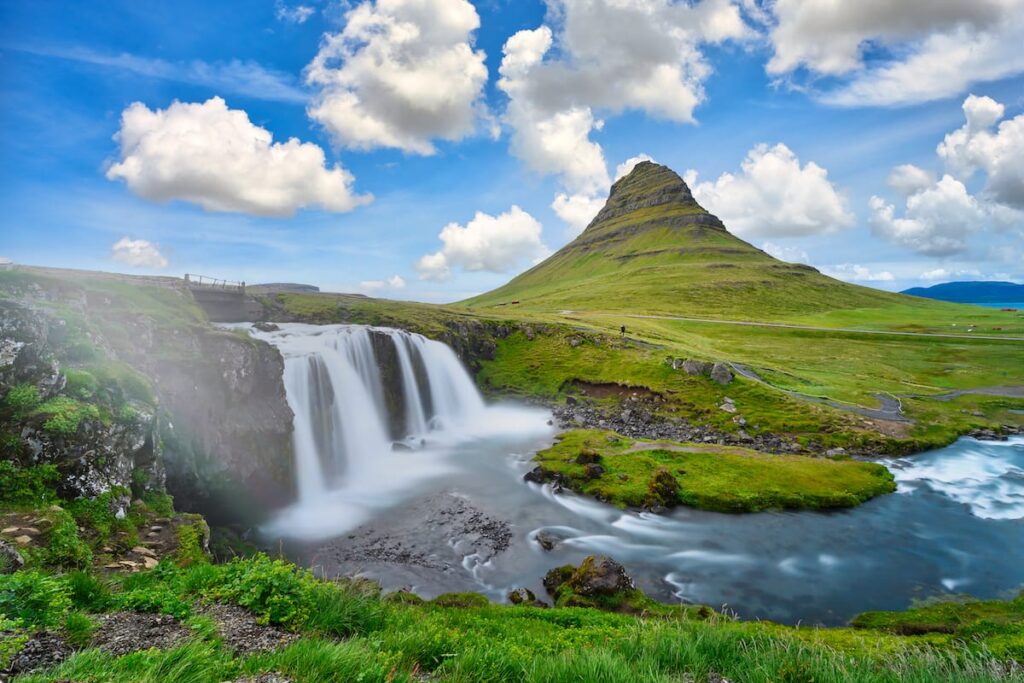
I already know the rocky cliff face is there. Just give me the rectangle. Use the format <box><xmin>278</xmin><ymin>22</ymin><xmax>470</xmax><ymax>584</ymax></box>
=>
<box><xmin>0</xmin><ymin>272</ymin><xmax>294</xmax><ymax>523</ymax></box>
<box><xmin>1</xmin><ymin>300</ymin><xmax>164</xmax><ymax>513</ymax></box>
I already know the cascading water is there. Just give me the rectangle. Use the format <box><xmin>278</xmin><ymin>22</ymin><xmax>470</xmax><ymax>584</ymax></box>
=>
<box><xmin>240</xmin><ymin>323</ymin><xmax>548</xmax><ymax>540</ymax></box>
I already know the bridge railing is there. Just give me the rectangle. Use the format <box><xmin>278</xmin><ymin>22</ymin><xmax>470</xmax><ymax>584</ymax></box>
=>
<box><xmin>184</xmin><ymin>274</ymin><xmax>245</xmax><ymax>292</ymax></box>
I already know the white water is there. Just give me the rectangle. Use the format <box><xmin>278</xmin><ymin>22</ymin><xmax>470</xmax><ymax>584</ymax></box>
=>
<box><xmin>237</xmin><ymin>323</ymin><xmax>552</xmax><ymax>540</ymax></box>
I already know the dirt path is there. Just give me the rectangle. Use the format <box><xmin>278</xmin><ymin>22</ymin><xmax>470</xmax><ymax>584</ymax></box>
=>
<box><xmin>729</xmin><ymin>363</ymin><xmax>911</xmax><ymax>423</ymax></box>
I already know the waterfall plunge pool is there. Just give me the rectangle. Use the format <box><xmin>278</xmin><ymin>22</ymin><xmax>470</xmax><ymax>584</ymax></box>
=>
<box><xmin>234</xmin><ymin>323</ymin><xmax>1024</xmax><ymax>626</ymax></box>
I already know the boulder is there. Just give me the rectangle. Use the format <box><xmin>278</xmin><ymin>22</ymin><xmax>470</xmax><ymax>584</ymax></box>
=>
<box><xmin>568</xmin><ymin>556</ymin><xmax>634</xmax><ymax>597</ymax></box>
<box><xmin>574</xmin><ymin>449</ymin><xmax>601</xmax><ymax>465</ymax></box>
<box><xmin>583</xmin><ymin>463</ymin><xmax>605</xmax><ymax>480</ymax></box>
<box><xmin>647</xmin><ymin>467</ymin><xmax>679</xmax><ymax>506</ymax></box>
<box><xmin>710</xmin><ymin>362</ymin><xmax>734</xmax><ymax>385</ymax></box>
<box><xmin>0</xmin><ymin>540</ymin><xmax>25</xmax><ymax>574</ymax></box>
<box><xmin>534</xmin><ymin>530</ymin><xmax>561</xmax><ymax>552</ymax></box>
<box><xmin>252</xmin><ymin>322</ymin><xmax>280</xmax><ymax>332</ymax></box>
<box><xmin>507</xmin><ymin>587</ymin><xmax>538</xmax><ymax>605</ymax></box>
<box><xmin>682</xmin><ymin>359</ymin><xmax>713</xmax><ymax>376</ymax></box>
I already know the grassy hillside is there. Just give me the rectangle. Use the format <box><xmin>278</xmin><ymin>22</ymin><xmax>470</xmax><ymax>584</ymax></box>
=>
<box><xmin>461</xmin><ymin>162</ymin><xmax>950</xmax><ymax>322</ymax></box>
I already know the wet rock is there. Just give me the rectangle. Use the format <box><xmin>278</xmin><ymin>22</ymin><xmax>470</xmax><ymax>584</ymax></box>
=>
<box><xmin>710</xmin><ymin>363</ymin><xmax>734</xmax><ymax>385</ymax></box>
<box><xmin>543</xmin><ymin>565</ymin><xmax>576</xmax><ymax>596</ymax></box>
<box><xmin>507</xmin><ymin>587</ymin><xmax>536</xmax><ymax>605</ymax></box>
<box><xmin>568</xmin><ymin>555</ymin><xmax>635</xmax><ymax>597</ymax></box>
<box><xmin>252</xmin><ymin>322</ymin><xmax>280</xmax><ymax>332</ymax></box>
<box><xmin>523</xmin><ymin>466</ymin><xmax>550</xmax><ymax>484</ymax></box>
<box><xmin>534</xmin><ymin>530</ymin><xmax>561</xmax><ymax>552</ymax></box>
<box><xmin>826</xmin><ymin>447</ymin><xmax>846</xmax><ymax>457</ymax></box>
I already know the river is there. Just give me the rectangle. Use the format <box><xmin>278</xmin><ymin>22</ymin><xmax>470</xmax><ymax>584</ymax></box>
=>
<box><xmin>238</xmin><ymin>323</ymin><xmax>1024</xmax><ymax>626</ymax></box>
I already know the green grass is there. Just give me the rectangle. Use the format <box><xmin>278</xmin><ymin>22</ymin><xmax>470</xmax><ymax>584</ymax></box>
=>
<box><xmin>4</xmin><ymin>553</ymin><xmax>1022</xmax><ymax>682</ymax></box>
<box><xmin>534</xmin><ymin>430</ymin><xmax>896</xmax><ymax>512</ymax></box>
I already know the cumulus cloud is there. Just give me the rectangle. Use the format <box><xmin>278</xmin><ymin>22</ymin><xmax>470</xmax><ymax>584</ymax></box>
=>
<box><xmin>870</xmin><ymin>94</ymin><xmax>1024</xmax><ymax>257</ymax></box>
<box><xmin>919</xmin><ymin>267</ymin><xmax>982</xmax><ymax>281</ymax></box>
<box><xmin>765</xmin><ymin>0</ymin><xmax>1024</xmax><ymax>106</ymax></box>
<box><xmin>498</xmin><ymin>1</ymin><xmax>747</xmax><ymax>230</ymax></box>
<box><xmin>887</xmin><ymin>164</ymin><xmax>935</xmax><ymax>197</ymax></box>
<box><xmin>552</xmin><ymin>192</ymin><xmax>605</xmax><ymax>236</ymax></box>
<box><xmin>820</xmin><ymin>263</ymin><xmax>895</xmax><ymax>283</ymax></box>
<box><xmin>868</xmin><ymin>175</ymin><xmax>984</xmax><ymax>256</ymax></box>
<box><xmin>415</xmin><ymin>206</ymin><xmax>548</xmax><ymax>281</ymax></box>
<box><xmin>111</xmin><ymin>237</ymin><xmax>168</xmax><ymax>269</ymax></box>
<box><xmin>760</xmin><ymin>241</ymin><xmax>809</xmax><ymax>264</ymax></box>
<box><xmin>685</xmin><ymin>143</ymin><xmax>854</xmax><ymax>237</ymax></box>
<box><xmin>358</xmin><ymin>274</ymin><xmax>406</xmax><ymax>293</ymax></box>
<box><xmin>106</xmin><ymin>97</ymin><xmax>371</xmax><ymax>217</ymax></box>
<box><xmin>305</xmin><ymin>0</ymin><xmax>488</xmax><ymax>154</ymax></box>
<box><xmin>615</xmin><ymin>154</ymin><xmax>656</xmax><ymax>181</ymax></box>
<box><xmin>276</xmin><ymin>2</ymin><xmax>315</xmax><ymax>23</ymax></box>
<box><xmin>937</xmin><ymin>95</ymin><xmax>1024</xmax><ymax>209</ymax></box>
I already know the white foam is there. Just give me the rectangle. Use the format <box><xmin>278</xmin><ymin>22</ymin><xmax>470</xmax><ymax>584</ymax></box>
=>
<box><xmin>883</xmin><ymin>437</ymin><xmax>1024</xmax><ymax>520</ymax></box>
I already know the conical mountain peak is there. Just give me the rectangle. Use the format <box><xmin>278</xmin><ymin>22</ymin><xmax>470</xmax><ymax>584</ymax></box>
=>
<box><xmin>582</xmin><ymin>161</ymin><xmax>709</xmax><ymax>235</ymax></box>
<box><xmin>463</xmin><ymin>161</ymin><xmax>904</xmax><ymax>318</ymax></box>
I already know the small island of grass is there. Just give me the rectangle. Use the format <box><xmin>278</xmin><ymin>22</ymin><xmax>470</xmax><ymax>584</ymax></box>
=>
<box><xmin>529</xmin><ymin>429</ymin><xmax>897</xmax><ymax>512</ymax></box>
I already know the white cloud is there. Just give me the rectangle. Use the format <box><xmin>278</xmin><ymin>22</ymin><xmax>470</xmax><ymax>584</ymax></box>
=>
<box><xmin>920</xmin><ymin>267</ymin><xmax>982</xmax><ymax>281</ymax></box>
<box><xmin>305</xmin><ymin>0</ymin><xmax>488</xmax><ymax>154</ymax></box>
<box><xmin>0</xmin><ymin>257</ymin><xmax>13</xmax><ymax>266</ymax></box>
<box><xmin>887</xmin><ymin>164</ymin><xmax>935</xmax><ymax>197</ymax></box>
<box><xmin>869</xmin><ymin>175</ymin><xmax>985</xmax><ymax>256</ymax></box>
<box><xmin>416</xmin><ymin>206</ymin><xmax>549</xmax><ymax>281</ymax></box>
<box><xmin>760</xmin><ymin>241</ymin><xmax>809</xmax><ymax>264</ymax></box>
<box><xmin>937</xmin><ymin>95</ymin><xmax>1024</xmax><ymax>209</ymax></box>
<box><xmin>552</xmin><ymin>192</ymin><xmax>605</xmax><ymax>236</ymax></box>
<box><xmin>15</xmin><ymin>45</ymin><xmax>308</xmax><ymax>103</ymax></box>
<box><xmin>686</xmin><ymin>143</ymin><xmax>854</xmax><ymax>237</ymax></box>
<box><xmin>358</xmin><ymin>274</ymin><xmax>406</xmax><ymax>293</ymax></box>
<box><xmin>765</xmin><ymin>0</ymin><xmax>1024</xmax><ymax>107</ymax></box>
<box><xmin>111</xmin><ymin>237</ymin><xmax>168</xmax><ymax>269</ymax></box>
<box><xmin>276</xmin><ymin>2</ymin><xmax>315</xmax><ymax>23</ymax></box>
<box><xmin>820</xmin><ymin>263</ymin><xmax>895</xmax><ymax>283</ymax></box>
<box><xmin>871</xmin><ymin>94</ymin><xmax>1024</xmax><ymax>257</ymax></box>
<box><xmin>615</xmin><ymin>154</ymin><xmax>656</xmax><ymax>181</ymax></box>
<box><xmin>498</xmin><ymin>1</ymin><xmax>747</xmax><ymax>230</ymax></box>
<box><xmin>106</xmin><ymin>97</ymin><xmax>371</xmax><ymax>217</ymax></box>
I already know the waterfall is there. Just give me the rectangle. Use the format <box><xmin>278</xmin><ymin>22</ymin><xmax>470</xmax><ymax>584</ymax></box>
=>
<box><xmin>248</xmin><ymin>324</ymin><xmax>486</xmax><ymax>503</ymax></box>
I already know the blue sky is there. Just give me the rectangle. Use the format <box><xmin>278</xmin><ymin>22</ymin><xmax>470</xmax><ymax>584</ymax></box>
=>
<box><xmin>1</xmin><ymin>0</ymin><xmax>1022</xmax><ymax>302</ymax></box>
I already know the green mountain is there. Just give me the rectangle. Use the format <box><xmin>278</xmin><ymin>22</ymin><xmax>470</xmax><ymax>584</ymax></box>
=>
<box><xmin>903</xmin><ymin>281</ymin><xmax>1024</xmax><ymax>305</ymax></box>
<box><xmin>463</xmin><ymin>161</ymin><xmax>923</xmax><ymax>320</ymax></box>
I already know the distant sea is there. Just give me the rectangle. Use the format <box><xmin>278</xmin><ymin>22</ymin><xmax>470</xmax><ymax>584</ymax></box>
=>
<box><xmin>975</xmin><ymin>302</ymin><xmax>1024</xmax><ymax>308</ymax></box>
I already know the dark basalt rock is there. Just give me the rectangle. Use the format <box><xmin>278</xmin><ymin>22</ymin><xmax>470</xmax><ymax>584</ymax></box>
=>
<box><xmin>507</xmin><ymin>587</ymin><xmax>547</xmax><ymax>607</ymax></box>
<box><xmin>569</xmin><ymin>555</ymin><xmax>635</xmax><ymax>597</ymax></box>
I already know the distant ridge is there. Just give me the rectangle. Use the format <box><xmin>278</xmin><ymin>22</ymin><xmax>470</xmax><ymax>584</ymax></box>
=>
<box><xmin>463</xmin><ymin>161</ymin><xmax>937</xmax><ymax>319</ymax></box>
<box><xmin>902</xmin><ymin>281</ymin><xmax>1024</xmax><ymax>305</ymax></box>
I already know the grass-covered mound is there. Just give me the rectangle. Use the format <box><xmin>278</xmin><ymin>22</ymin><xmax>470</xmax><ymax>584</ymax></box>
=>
<box><xmin>531</xmin><ymin>430</ymin><xmax>897</xmax><ymax>512</ymax></box>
